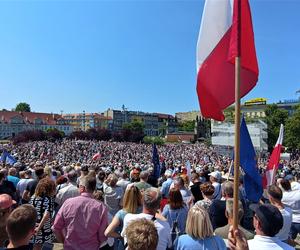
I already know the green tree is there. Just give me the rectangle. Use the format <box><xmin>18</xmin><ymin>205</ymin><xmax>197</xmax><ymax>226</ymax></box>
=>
<box><xmin>143</xmin><ymin>136</ymin><xmax>165</xmax><ymax>145</ymax></box>
<box><xmin>265</xmin><ymin>104</ymin><xmax>288</xmax><ymax>151</ymax></box>
<box><xmin>178</xmin><ymin>120</ymin><xmax>195</xmax><ymax>132</ymax></box>
<box><xmin>224</xmin><ymin>106</ymin><xmax>235</xmax><ymax>123</ymax></box>
<box><xmin>285</xmin><ymin>105</ymin><xmax>300</xmax><ymax>150</ymax></box>
<box><xmin>122</xmin><ymin>119</ymin><xmax>145</xmax><ymax>132</ymax></box>
<box><xmin>121</xmin><ymin>119</ymin><xmax>145</xmax><ymax>142</ymax></box>
<box><xmin>15</xmin><ymin>102</ymin><xmax>31</xmax><ymax>112</ymax></box>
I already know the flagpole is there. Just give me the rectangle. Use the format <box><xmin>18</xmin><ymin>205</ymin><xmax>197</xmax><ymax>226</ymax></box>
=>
<box><xmin>233</xmin><ymin>0</ymin><xmax>242</xmax><ymax>231</ymax></box>
<box><xmin>271</xmin><ymin>164</ymin><xmax>276</xmax><ymax>185</ymax></box>
<box><xmin>227</xmin><ymin>160</ymin><xmax>233</xmax><ymax>181</ymax></box>
<box><xmin>233</xmin><ymin>56</ymin><xmax>241</xmax><ymax>230</ymax></box>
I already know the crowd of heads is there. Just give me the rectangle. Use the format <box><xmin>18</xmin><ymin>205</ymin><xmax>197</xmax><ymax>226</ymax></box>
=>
<box><xmin>0</xmin><ymin>140</ymin><xmax>299</xmax><ymax>250</ymax></box>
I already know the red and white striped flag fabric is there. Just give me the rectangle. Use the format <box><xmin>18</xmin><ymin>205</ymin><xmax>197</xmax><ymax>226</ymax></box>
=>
<box><xmin>196</xmin><ymin>0</ymin><xmax>259</xmax><ymax>121</ymax></box>
<box><xmin>92</xmin><ymin>152</ymin><xmax>101</xmax><ymax>161</ymax></box>
<box><xmin>263</xmin><ymin>124</ymin><xmax>284</xmax><ymax>187</ymax></box>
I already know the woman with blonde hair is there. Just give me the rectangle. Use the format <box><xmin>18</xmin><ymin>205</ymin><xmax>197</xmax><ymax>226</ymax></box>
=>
<box><xmin>44</xmin><ymin>166</ymin><xmax>52</xmax><ymax>179</ymax></box>
<box><xmin>105</xmin><ymin>184</ymin><xmax>142</xmax><ymax>250</ymax></box>
<box><xmin>175</xmin><ymin>203</ymin><xmax>226</xmax><ymax>250</ymax></box>
<box><xmin>29</xmin><ymin>177</ymin><xmax>56</xmax><ymax>250</ymax></box>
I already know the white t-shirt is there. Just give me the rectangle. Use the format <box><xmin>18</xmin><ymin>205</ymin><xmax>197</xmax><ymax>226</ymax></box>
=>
<box><xmin>248</xmin><ymin>235</ymin><xmax>294</xmax><ymax>250</ymax></box>
<box><xmin>276</xmin><ymin>206</ymin><xmax>293</xmax><ymax>241</ymax></box>
<box><xmin>16</xmin><ymin>178</ymin><xmax>34</xmax><ymax>197</ymax></box>
<box><xmin>55</xmin><ymin>183</ymin><xmax>80</xmax><ymax>207</ymax></box>
<box><xmin>121</xmin><ymin>213</ymin><xmax>172</xmax><ymax>250</ymax></box>
<box><xmin>291</xmin><ymin>181</ymin><xmax>300</xmax><ymax>191</ymax></box>
<box><xmin>282</xmin><ymin>190</ymin><xmax>300</xmax><ymax>223</ymax></box>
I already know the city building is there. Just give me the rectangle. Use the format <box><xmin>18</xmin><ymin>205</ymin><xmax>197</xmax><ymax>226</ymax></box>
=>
<box><xmin>0</xmin><ymin>111</ymin><xmax>73</xmax><ymax>139</ymax></box>
<box><xmin>103</xmin><ymin>109</ymin><xmax>177</xmax><ymax>136</ymax></box>
<box><xmin>62</xmin><ymin>112</ymin><xmax>112</xmax><ymax>131</ymax></box>
<box><xmin>155</xmin><ymin>113</ymin><xmax>177</xmax><ymax>136</ymax></box>
<box><xmin>277</xmin><ymin>98</ymin><xmax>300</xmax><ymax>116</ymax></box>
<box><xmin>211</xmin><ymin>119</ymin><xmax>268</xmax><ymax>153</ymax></box>
<box><xmin>241</xmin><ymin>98</ymin><xmax>267</xmax><ymax>118</ymax></box>
<box><xmin>175</xmin><ymin>111</ymin><xmax>200</xmax><ymax>122</ymax></box>
<box><xmin>230</xmin><ymin>97</ymin><xmax>300</xmax><ymax>119</ymax></box>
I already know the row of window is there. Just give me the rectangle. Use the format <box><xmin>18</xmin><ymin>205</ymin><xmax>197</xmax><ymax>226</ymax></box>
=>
<box><xmin>0</xmin><ymin>125</ymin><xmax>71</xmax><ymax>132</ymax></box>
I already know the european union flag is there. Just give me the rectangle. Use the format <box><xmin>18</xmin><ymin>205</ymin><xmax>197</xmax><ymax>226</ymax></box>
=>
<box><xmin>152</xmin><ymin>144</ymin><xmax>160</xmax><ymax>179</ymax></box>
<box><xmin>0</xmin><ymin>150</ymin><xmax>17</xmax><ymax>165</ymax></box>
<box><xmin>240</xmin><ymin>117</ymin><xmax>263</xmax><ymax>202</ymax></box>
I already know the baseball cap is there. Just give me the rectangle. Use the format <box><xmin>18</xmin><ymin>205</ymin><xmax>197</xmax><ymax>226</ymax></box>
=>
<box><xmin>208</xmin><ymin>171</ymin><xmax>222</xmax><ymax>180</ymax></box>
<box><xmin>250</xmin><ymin>203</ymin><xmax>283</xmax><ymax>237</ymax></box>
<box><xmin>0</xmin><ymin>194</ymin><xmax>16</xmax><ymax>209</ymax></box>
<box><xmin>164</xmin><ymin>170</ymin><xmax>173</xmax><ymax>176</ymax></box>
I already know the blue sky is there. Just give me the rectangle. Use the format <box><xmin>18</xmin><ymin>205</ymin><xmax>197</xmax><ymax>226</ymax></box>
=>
<box><xmin>0</xmin><ymin>0</ymin><xmax>299</xmax><ymax>115</ymax></box>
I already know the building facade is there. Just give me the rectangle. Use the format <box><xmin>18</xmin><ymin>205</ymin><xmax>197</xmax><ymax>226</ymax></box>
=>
<box><xmin>0</xmin><ymin>111</ymin><xmax>73</xmax><ymax>139</ymax></box>
<box><xmin>175</xmin><ymin>111</ymin><xmax>200</xmax><ymax>122</ymax></box>
<box><xmin>62</xmin><ymin>113</ymin><xmax>112</xmax><ymax>131</ymax></box>
<box><xmin>211</xmin><ymin>119</ymin><xmax>268</xmax><ymax>152</ymax></box>
<box><xmin>277</xmin><ymin>98</ymin><xmax>300</xmax><ymax>116</ymax></box>
<box><xmin>103</xmin><ymin>109</ymin><xmax>177</xmax><ymax>136</ymax></box>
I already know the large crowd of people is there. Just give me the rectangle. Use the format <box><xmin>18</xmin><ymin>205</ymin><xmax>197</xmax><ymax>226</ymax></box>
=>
<box><xmin>0</xmin><ymin>139</ymin><xmax>300</xmax><ymax>250</ymax></box>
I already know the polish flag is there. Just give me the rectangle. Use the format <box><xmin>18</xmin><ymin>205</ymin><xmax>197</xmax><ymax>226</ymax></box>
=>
<box><xmin>263</xmin><ymin>124</ymin><xmax>284</xmax><ymax>188</ymax></box>
<box><xmin>92</xmin><ymin>152</ymin><xmax>101</xmax><ymax>161</ymax></box>
<box><xmin>196</xmin><ymin>0</ymin><xmax>259</xmax><ymax>121</ymax></box>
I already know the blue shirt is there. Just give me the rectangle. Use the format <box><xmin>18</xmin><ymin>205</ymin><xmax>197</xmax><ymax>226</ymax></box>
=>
<box><xmin>7</xmin><ymin>175</ymin><xmax>20</xmax><ymax>188</ymax></box>
<box><xmin>175</xmin><ymin>234</ymin><xmax>226</xmax><ymax>250</ymax></box>
<box><xmin>161</xmin><ymin>178</ymin><xmax>173</xmax><ymax>198</ymax></box>
<box><xmin>162</xmin><ymin>204</ymin><xmax>188</xmax><ymax>234</ymax></box>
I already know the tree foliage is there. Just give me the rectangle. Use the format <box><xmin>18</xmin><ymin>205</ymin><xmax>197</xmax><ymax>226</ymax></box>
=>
<box><xmin>143</xmin><ymin>136</ymin><xmax>165</xmax><ymax>145</ymax></box>
<box><xmin>68</xmin><ymin>130</ymin><xmax>89</xmax><ymax>140</ymax></box>
<box><xmin>120</xmin><ymin>119</ymin><xmax>145</xmax><ymax>142</ymax></box>
<box><xmin>178</xmin><ymin>120</ymin><xmax>195</xmax><ymax>132</ymax></box>
<box><xmin>13</xmin><ymin>130</ymin><xmax>46</xmax><ymax>144</ymax></box>
<box><xmin>97</xmin><ymin>128</ymin><xmax>112</xmax><ymax>141</ymax></box>
<box><xmin>285</xmin><ymin>105</ymin><xmax>300</xmax><ymax>150</ymax></box>
<box><xmin>265</xmin><ymin>104</ymin><xmax>289</xmax><ymax>151</ymax></box>
<box><xmin>15</xmin><ymin>102</ymin><xmax>31</xmax><ymax>112</ymax></box>
<box><xmin>46</xmin><ymin>128</ymin><xmax>64</xmax><ymax>141</ymax></box>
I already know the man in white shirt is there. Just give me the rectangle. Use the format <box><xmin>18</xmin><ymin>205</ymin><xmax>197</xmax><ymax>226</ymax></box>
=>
<box><xmin>16</xmin><ymin>170</ymin><xmax>34</xmax><ymax>204</ymax></box>
<box><xmin>55</xmin><ymin>170</ymin><xmax>79</xmax><ymax>207</ymax></box>
<box><xmin>247</xmin><ymin>204</ymin><xmax>294</xmax><ymax>250</ymax></box>
<box><xmin>122</xmin><ymin>187</ymin><xmax>172</xmax><ymax>250</ymax></box>
<box><xmin>280</xmin><ymin>179</ymin><xmax>300</xmax><ymax>240</ymax></box>
<box><xmin>267</xmin><ymin>185</ymin><xmax>292</xmax><ymax>242</ymax></box>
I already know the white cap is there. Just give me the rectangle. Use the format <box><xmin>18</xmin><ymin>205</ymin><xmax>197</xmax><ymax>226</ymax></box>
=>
<box><xmin>208</xmin><ymin>171</ymin><xmax>222</xmax><ymax>180</ymax></box>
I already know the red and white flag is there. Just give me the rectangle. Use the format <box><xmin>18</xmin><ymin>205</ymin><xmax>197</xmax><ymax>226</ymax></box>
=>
<box><xmin>196</xmin><ymin>0</ymin><xmax>259</xmax><ymax>121</ymax></box>
<box><xmin>92</xmin><ymin>152</ymin><xmax>101</xmax><ymax>161</ymax></box>
<box><xmin>263</xmin><ymin>124</ymin><xmax>284</xmax><ymax>187</ymax></box>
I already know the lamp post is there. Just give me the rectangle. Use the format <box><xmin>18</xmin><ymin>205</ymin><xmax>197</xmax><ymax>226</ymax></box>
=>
<box><xmin>83</xmin><ymin>110</ymin><xmax>86</xmax><ymax>131</ymax></box>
